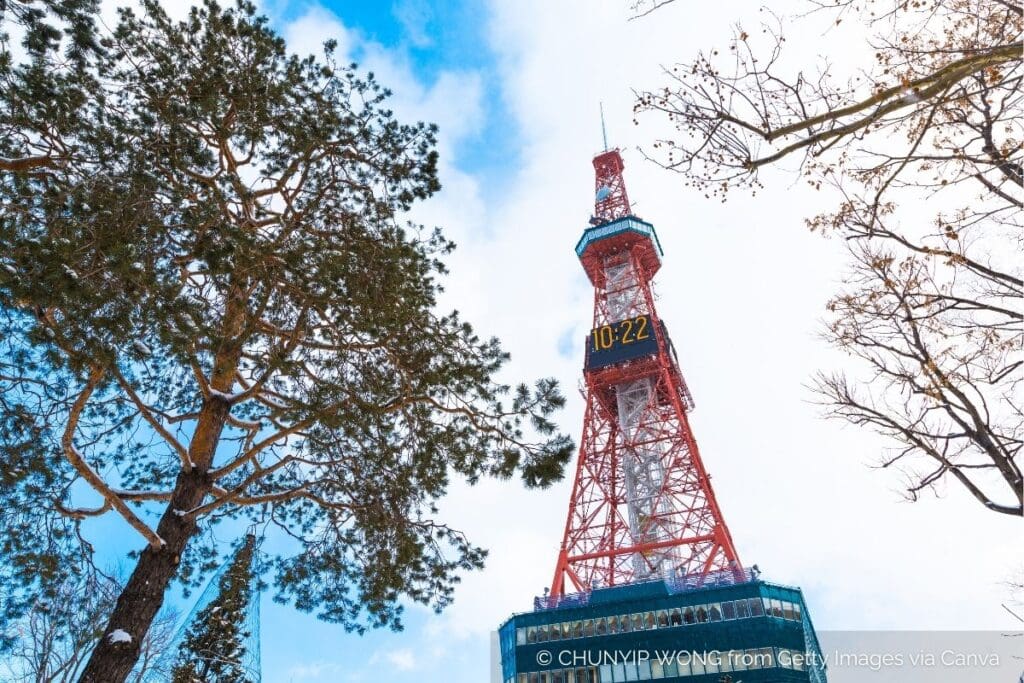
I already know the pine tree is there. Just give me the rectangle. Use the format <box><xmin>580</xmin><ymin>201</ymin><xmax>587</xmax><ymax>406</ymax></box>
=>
<box><xmin>0</xmin><ymin>2</ymin><xmax>573</xmax><ymax>680</ymax></box>
<box><xmin>171</xmin><ymin>535</ymin><xmax>257</xmax><ymax>683</ymax></box>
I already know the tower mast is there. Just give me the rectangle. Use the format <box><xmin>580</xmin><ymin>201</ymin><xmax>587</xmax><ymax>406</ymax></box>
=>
<box><xmin>550</xmin><ymin>148</ymin><xmax>742</xmax><ymax>598</ymax></box>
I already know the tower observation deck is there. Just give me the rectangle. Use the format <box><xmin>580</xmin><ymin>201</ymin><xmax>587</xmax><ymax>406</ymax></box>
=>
<box><xmin>496</xmin><ymin>149</ymin><xmax>827</xmax><ymax>683</ymax></box>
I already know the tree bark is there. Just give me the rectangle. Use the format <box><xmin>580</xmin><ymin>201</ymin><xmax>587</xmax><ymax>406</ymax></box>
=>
<box><xmin>76</xmin><ymin>467</ymin><xmax>210</xmax><ymax>682</ymax></box>
<box><xmin>78</xmin><ymin>279</ymin><xmax>246</xmax><ymax>682</ymax></box>
<box><xmin>77</xmin><ymin>398</ymin><xmax>233</xmax><ymax>683</ymax></box>
<box><xmin>77</xmin><ymin>394</ymin><xmax>235</xmax><ymax>681</ymax></box>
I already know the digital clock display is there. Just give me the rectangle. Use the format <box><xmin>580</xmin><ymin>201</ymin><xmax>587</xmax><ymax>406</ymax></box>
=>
<box><xmin>585</xmin><ymin>315</ymin><xmax>659</xmax><ymax>370</ymax></box>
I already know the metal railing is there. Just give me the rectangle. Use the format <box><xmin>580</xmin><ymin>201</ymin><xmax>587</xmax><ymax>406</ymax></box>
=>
<box><xmin>533</xmin><ymin>567</ymin><xmax>758</xmax><ymax>612</ymax></box>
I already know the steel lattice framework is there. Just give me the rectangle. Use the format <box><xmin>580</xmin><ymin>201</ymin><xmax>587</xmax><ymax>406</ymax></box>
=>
<box><xmin>549</xmin><ymin>149</ymin><xmax>743</xmax><ymax>599</ymax></box>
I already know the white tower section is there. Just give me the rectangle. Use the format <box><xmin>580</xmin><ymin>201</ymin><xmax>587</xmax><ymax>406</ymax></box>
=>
<box><xmin>603</xmin><ymin>257</ymin><xmax>680</xmax><ymax>579</ymax></box>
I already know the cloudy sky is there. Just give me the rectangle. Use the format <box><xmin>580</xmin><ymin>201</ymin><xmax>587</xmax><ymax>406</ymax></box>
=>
<box><xmin>86</xmin><ymin>0</ymin><xmax>1021</xmax><ymax>680</ymax></box>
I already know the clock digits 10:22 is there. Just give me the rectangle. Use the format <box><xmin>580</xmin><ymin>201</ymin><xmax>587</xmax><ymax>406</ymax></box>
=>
<box><xmin>591</xmin><ymin>314</ymin><xmax>651</xmax><ymax>351</ymax></box>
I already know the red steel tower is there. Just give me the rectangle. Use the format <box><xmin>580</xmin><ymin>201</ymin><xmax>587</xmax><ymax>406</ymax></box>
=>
<box><xmin>549</xmin><ymin>149</ymin><xmax>743</xmax><ymax>599</ymax></box>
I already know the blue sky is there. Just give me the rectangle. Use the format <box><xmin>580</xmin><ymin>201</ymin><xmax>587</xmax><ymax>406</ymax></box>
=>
<box><xmin>12</xmin><ymin>0</ymin><xmax>1024</xmax><ymax>681</ymax></box>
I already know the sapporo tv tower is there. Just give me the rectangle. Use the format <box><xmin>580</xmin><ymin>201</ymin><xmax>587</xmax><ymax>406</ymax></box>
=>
<box><xmin>496</xmin><ymin>146</ymin><xmax>827</xmax><ymax>683</ymax></box>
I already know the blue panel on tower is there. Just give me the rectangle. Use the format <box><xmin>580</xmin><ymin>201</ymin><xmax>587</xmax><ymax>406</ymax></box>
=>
<box><xmin>575</xmin><ymin>216</ymin><xmax>664</xmax><ymax>259</ymax></box>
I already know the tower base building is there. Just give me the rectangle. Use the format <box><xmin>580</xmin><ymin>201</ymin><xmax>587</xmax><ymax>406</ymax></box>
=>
<box><xmin>498</xmin><ymin>570</ymin><xmax>826</xmax><ymax>682</ymax></box>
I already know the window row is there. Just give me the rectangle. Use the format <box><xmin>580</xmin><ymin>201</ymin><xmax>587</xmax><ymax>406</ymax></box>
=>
<box><xmin>516</xmin><ymin>597</ymin><xmax>802</xmax><ymax>645</ymax></box>
<box><xmin>506</xmin><ymin>646</ymin><xmax>810</xmax><ymax>683</ymax></box>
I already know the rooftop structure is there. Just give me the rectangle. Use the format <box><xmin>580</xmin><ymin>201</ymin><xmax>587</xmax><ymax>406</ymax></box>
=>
<box><xmin>499</xmin><ymin>575</ymin><xmax>825</xmax><ymax>683</ymax></box>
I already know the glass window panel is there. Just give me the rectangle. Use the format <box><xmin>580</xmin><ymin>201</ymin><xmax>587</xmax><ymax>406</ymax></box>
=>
<box><xmin>566</xmin><ymin>671</ymin><xmax>577</xmax><ymax>683</ymax></box>
<box><xmin>612</xmin><ymin>664</ymin><xmax>625</xmax><ymax>681</ymax></box>
<box><xmin>690</xmin><ymin>655</ymin><xmax>705</xmax><ymax>676</ymax></box>
<box><xmin>771</xmin><ymin>598</ymin><xmax>784</xmax><ymax>618</ymax></box>
<box><xmin>575</xmin><ymin>668</ymin><xmax>588</xmax><ymax>683</ymax></box>
<box><xmin>519</xmin><ymin>674</ymin><xmax>528</xmax><ymax>683</ymax></box>
<box><xmin>517</xmin><ymin>628</ymin><xmax>527</xmax><ymax>645</ymax></box>
<box><xmin>736</xmin><ymin>600</ymin><xmax>749</xmax><ymax>618</ymax></box>
<box><xmin>599</xmin><ymin>665</ymin><xmax>612</xmax><ymax>682</ymax></box>
<box><xmin>537</xmin><ymin>624</ymin><xmax>548</xmax><ymax>642</ymax></box>
<box><xmin>583</xmin><ymin>619</ymin><xmax>595</xmax><ymax>637</ymax></box>
<box><xmin>595</xmin><ymin>617</ymin><xmax>607</xmax><ymax>636</ymax></box>
<box><xmin>527</xmin><ymin>627</ymin><xmax>537</xmax><ymax>643</ymax></box>
<box><xmin>782</xmin><ymin>601</ymin><xmax>796</xmax><ymax>620</ymax></box>
<box><xmin>529</xmin><ymin>674</ymin><xmax>539</xmax><ymax>683</ymax></box>
<box><xmin>632</xmin><ymin>614</ymin><xmax>644</xmax><ymax>631</ymax></box>
<box><xmin>553</xmin><ymin>672</ymin><xmax>564</xmax><ymax>683</ymax></box>
<box><xmin>664</xmin><ymin>659</ymin><xmax>679</xmax><ymax>677</ymax></box>
<box><xmin>651</xmin><ymin>661</ymin><xmax>664</xmax><ymax>679</ymax></box>
<box><xmin>759</xmin><ymin>647</ymin><xmax>775</xmax><ymax>668</ymax></box>
<box><xmin>624</xmin><ymin>662</ymin><xmax>639</xmax><ymax>681</ymax></box>
<box><xmin>657</xmin><ymin>610</ymin><xmax>669</xmax><ymax>628</ymax></box>
<box><xmin>721</xmin><ymin>601</ymin><xmax>736</xmax><ymax>620</ymax></box>
<box><xmin>704</xmin><ymin>653</ymin><xmax>719</xmax><ymax>674</ymax></box>
<box><xmin>619</xmin><ymin>615</ymin><xmax>631</xmax><ymax>633</ymax></box>
<box><xmin>669</xmin><ymin>609</ymin><xmax>682</xmax><ymax>626</ymax></box>
<box><xmin>793</xmin><ymin>602</ymin><xmax>803</xmax><ymax>621</ymax></box>
<box><xmin>682</xmin><ymin>607</ymin><xmax>695</xmax><ymax>624</ymax></box>
<box><xmin>563</xmin><ymin>622</ymin><xmax>572</xmax><ymax>639</ymax></box>
<box><xmin>573</xmin><ymin>621</ymin><xmax>584</xmax><ymax>638</ymax></box>
<box><xmin>749</xmin><ymin>598</ymin><xmax>764</xmax><ymax>617</ymax></box>
<box><xmin>695</xmin><ymin>606</ymin><xmax>708</xmax><ymax>623</ymax></box>
<box><xmin>719</xmin><ymin>651</ymin><xmax>733</xmax><ymax>673</ymax></box>
<box><xmin>643</xmin><ymin>612</ymin><xmax>655</xmax><ymax>630</ymax></box>
<box><xmin>549</xmin><ymin>623</ymin><xmax>561</xmax><ymax>641</ymax></box>
<box><xmin>637</xmin><ymin>660</ymin><xmax>651</xmax><ymax>680</ymax></box>
<box><xmin>708</xmin><ymin>603</ymin><xmax>722</xmax><ymax>622</ymax></box>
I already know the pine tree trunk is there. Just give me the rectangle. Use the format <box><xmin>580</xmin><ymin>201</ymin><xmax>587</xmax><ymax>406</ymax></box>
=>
<box><xmin>78</xmin><ymin>395</ymin><xmax>235</xmax><ymax>682</ymax></box>
<box><xmin>77</xmin><ymin>468</ymin><xmax>210</xmax><ymax>682</ymax></box>
<box><xmin>77</xmin><ymin>286</ymin><xmax>246</xmax><ymax>682</ymax></box>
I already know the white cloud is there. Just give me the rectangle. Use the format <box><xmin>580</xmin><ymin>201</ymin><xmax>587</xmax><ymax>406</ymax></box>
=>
<box><xmin>393</xmin><ymin>0</ymin><xmax>434</xmax><ymax>48</ymax></box>
<box><xmin>281</xmin><ymin>5</ymin><xmax>354</xmax><ymax>61</ymax></box>
<box><xmin>370</xmin><ymin>647</ymin><xmax>418</xmax><ymax>671</ymax></box>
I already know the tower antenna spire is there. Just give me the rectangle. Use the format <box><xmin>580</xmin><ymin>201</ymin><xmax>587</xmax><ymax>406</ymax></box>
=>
<box><xmin>600</xmin><ymin>102</ymin><xmax>609</xmax><ymax>151</ymax></box>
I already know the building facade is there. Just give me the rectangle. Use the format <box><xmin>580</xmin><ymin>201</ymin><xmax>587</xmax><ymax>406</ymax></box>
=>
<box><xmin>499</xmin><ymin>571</ymin><xmax>826</xmax><ymax>683</ymax></box>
